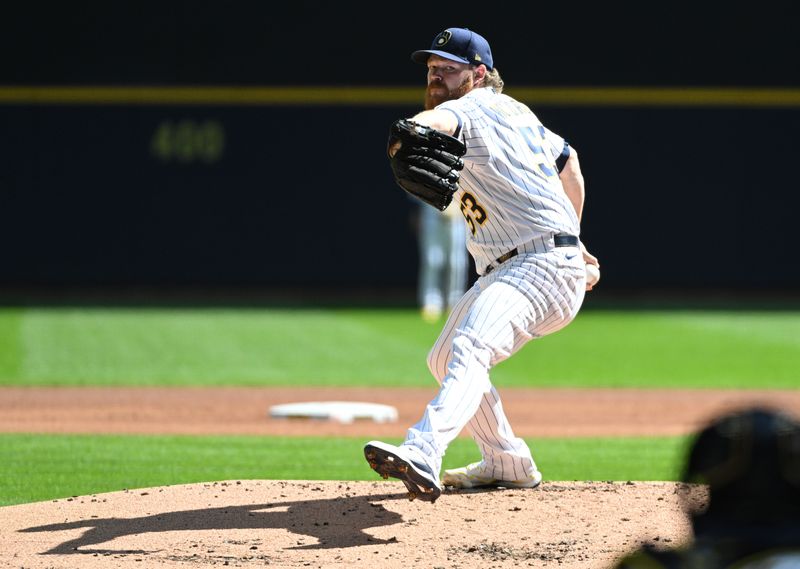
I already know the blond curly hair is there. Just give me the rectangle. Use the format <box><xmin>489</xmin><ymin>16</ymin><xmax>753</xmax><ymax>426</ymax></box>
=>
<box><xmin>482</xmin><ymin>67</ymin><xmax>504</xmax><ymax>94</ymax></box>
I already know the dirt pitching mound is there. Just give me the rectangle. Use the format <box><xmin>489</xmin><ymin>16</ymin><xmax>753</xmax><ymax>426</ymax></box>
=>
<box><xmin>1</xmin><ymin>479</ymin><xmax>706</xmax><ymax>569</ymax></box>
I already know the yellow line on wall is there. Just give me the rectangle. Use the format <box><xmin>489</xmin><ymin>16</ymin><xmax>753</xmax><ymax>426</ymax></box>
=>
<box><xmin>1</xmin><ymin>86</ymin><xmax>799</xmax><ymax>107</ymax></box>
<box><xmin>0</xmin><ymin>86</ymin><xmax>416</xmax><ymax>106</ymax></box>
<box><xmin>507</xmin><ymin>87</ymin><xmax>800</xmax><ymax>107</ymax></box>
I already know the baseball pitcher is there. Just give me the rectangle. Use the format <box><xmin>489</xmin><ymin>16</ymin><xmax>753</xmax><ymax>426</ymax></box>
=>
<box><xmin>365</xmin><ymin>27</ymin><xmax>600</xmax><ymax>502</ymax></box>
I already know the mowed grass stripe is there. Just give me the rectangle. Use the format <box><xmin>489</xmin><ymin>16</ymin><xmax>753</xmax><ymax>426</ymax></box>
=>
<box><xmin>10</xmin><ymin>308</ymin><xmax>437</xmax><ymax>385</ymax></box>
<box><xmin>0</xmin><ymin>309</ymin><xmax>21</xmax><ymax>379</ymax></box>
<box><xmin>1</xmin><ymin>307</ymin><xmax>798</xmax><ymax>388</ymax></box>
<box><xmin>0</xmin><ymin>434</ymin><xmax>689</xmax><ymax>506</ymax></box>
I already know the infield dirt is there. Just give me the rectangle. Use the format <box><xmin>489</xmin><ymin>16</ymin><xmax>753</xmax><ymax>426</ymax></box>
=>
<box><xmin>2</xmin><ymin>386</ymin><xmax>799</xmax><ymax>568</ymax></box>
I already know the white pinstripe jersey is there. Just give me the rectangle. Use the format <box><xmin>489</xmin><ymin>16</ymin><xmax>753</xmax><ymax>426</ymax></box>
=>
<box><xmin>437</xmin><ymin>87</ymin><xmax>580</xmax><ymax>274</ymax></box>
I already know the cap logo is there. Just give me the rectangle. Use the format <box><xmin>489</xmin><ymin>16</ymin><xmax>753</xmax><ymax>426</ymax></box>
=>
<box><xmin>474</xmin><ymin>53</ymin><xmax>482</xmax><ymax>62</ymax></box>
<box><xmin>434</xmin><ymin>30</ymin><xmax>452</xmax><ymax>46</ymax></box>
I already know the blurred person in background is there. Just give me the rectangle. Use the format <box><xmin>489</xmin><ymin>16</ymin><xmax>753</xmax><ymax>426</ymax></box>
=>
<box><xmin>416</xmin><ymin>199</ymin><xmax>469</xmax><ymax>323</ymax></box>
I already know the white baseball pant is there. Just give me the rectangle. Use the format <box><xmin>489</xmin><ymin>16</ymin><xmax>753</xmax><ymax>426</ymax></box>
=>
<box><xmin>401</xmin><ymin>245</ymin><xmax>586</xmax><ymax>479</ymax></box>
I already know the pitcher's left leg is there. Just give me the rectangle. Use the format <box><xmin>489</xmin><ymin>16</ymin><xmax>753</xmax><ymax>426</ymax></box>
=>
<box><xmin>459</xmin><ymin>252</ymin><xmax>586</xmax><ymax>482</ymax></box>
<box><xmin>403</xmin><ymin>278</ymin><xmax>535</xmax><ymax>476</ymax></box>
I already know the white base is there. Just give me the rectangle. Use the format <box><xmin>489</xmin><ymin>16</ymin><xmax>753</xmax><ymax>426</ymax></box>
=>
<box><xmin>269</xmin><ymin>401</ymin><xmax>398</xmax><ymax>424</ymax></box>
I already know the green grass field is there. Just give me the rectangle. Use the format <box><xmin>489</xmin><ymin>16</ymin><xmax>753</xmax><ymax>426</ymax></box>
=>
<box><xmin>0</xmin><ymin>434</ymin><xmax>689</xmax><ymax>507</ymax></box>
<box><xmin>1</xmin><ymin>306</ymin><xmax>797</xmax><ymax>506</ymax></box>
<box><xmin>1</xmin><ymin>307</ymin><xmax>798</xmax><ymax>387</ymax></box>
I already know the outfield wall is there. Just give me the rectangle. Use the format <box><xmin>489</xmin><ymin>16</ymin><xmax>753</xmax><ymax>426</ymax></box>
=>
<box><xmin>2</xmin><ymin>3</ymin><xmax>797</xmax><ymax>293</ymax></box>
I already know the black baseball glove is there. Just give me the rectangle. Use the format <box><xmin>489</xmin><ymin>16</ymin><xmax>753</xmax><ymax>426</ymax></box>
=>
<box><xmin>387</xmin><ymin>119</ymin><xmax>466</xmax><ymax>211</ymax></box>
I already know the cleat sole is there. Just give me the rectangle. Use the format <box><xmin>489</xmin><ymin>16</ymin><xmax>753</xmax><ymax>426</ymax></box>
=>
<box><xmin>363</xmin><ymin>442</ymin><xmax>441</xmax><ymax>503</ymax></box>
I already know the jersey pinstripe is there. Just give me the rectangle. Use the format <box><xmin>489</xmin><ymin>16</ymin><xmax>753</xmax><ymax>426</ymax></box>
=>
<box><xmin>438</xmin><ymin>88</ymin><xmax>580</xmax><ymax>274</ymax></box>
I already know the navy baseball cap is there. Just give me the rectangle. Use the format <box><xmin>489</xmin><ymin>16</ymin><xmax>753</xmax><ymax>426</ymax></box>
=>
<box><xmin>411</xmin><ymin>27</ymin><xmax>493</xmax><ymax>70</ymax></box>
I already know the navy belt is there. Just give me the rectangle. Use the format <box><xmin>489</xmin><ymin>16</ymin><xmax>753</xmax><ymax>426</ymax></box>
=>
<box><xmin>484</xmin><ymin>234</ymin><xmax>579</xmax><ymax>275</ymax></box>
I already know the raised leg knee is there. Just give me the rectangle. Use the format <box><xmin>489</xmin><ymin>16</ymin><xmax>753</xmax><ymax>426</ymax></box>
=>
<box><xmin>426</xmin><ymin>346</ymin><xmax>449</xmax><ymax>385</ymax></box>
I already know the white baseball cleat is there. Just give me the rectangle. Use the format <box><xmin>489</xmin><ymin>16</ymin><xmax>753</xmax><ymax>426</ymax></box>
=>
<box><xmin>364</xmin><ymin>440</ymin><xmax>442</xmax><ymax>503</ymax></box>
<box><xmin>442</xmin><ymin>461</ymin><xmax>542</xmax><ymax>489</ymax></box>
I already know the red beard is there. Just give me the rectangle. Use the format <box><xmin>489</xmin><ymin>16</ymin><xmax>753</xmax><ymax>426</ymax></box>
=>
<box><xmin>424</xmin><ymin>75</ymin><xmax>474</xmax><ymax>110</ymax></box>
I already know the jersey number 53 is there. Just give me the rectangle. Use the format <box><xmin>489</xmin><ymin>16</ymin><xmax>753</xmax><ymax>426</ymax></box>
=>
<box><xmin>460</xmin><ymin>192</ymin><xmax>487</xmax><ymax>235</ymax></box>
